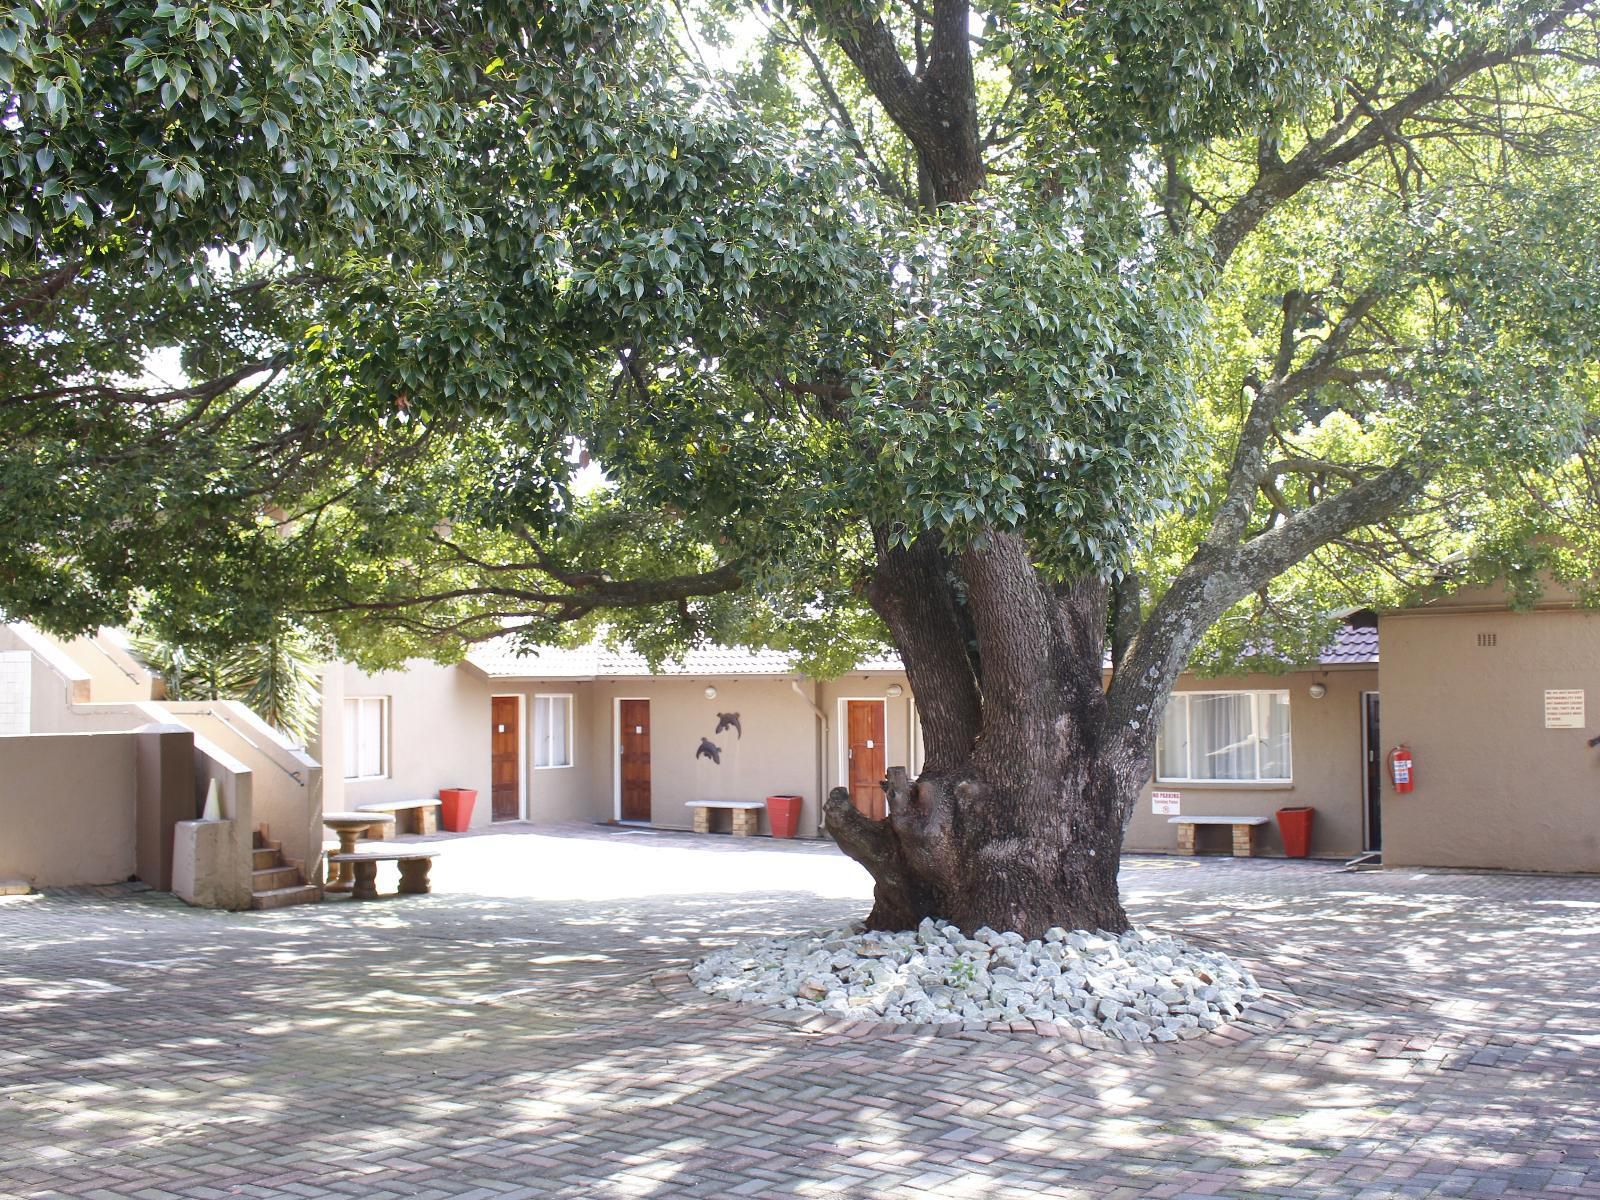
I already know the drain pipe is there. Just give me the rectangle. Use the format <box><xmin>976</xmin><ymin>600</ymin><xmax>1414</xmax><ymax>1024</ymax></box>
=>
<box><xmin>790</xmin><ymin>680</ymin><xmax>829</xmax><ymax>838</ymax></box>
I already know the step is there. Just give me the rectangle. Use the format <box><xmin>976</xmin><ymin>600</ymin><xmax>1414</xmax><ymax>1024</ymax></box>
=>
<box><xmin>250</xmin><ymin>884</ymin><xmax>322</xmax><ymax>911</ymax></box>
<box><xmin>252</xmin><ymin>866</ymin><xmax>303</xmax><ymax>890</ymax></box>
<box><xmin>252</xmin><ymin>848</ymin><xmax>282</xmax><ymax>869</ymax></box>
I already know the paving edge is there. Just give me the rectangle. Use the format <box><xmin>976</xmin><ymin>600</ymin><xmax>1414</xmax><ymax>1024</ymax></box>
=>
<box><xmin>649</xmin><ymin>952</ymin><xmax>1305</xmax><ymax>1057</ymax></box>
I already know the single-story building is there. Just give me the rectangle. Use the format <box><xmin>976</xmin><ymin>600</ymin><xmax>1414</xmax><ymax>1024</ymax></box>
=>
<box><xmin>1379</xmin><ymin>580</ymin><xmax>1600</xmax><ymax>873</ymax></box>
<box><xmin>322</xmin><ymin>585</ymin><xmax>1599</xmax><ymax>873</ymax></box>
<box><xmin>8</xmin><ymin>574</ymin><xmax>1595</xmax><ymax>891</ymax></box>
<box><xmin>320</xmin><ymin>623</ymin><xmax>1387</xmax><ymax>859</ymax></box>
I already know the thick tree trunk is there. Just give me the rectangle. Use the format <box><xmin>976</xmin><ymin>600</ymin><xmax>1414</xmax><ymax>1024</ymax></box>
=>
<box><xmin>830</xmin><ymin>532</ymin><xmax>1150</xmax><ymax>939</ymax></box>
<box><xmin>825</xmin><ymin>759</ymin><xmax>1134</xmax><ymax>939</ymax></box>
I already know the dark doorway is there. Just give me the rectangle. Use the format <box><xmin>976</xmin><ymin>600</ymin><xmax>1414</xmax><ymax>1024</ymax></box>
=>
<box><xmin>1363</xmin><ymin>692</ymin><xmax>1382</xmax><ymax>850</ymax></box>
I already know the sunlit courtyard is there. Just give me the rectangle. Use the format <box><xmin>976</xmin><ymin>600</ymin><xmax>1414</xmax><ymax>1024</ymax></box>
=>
<box><xmin>3</xmin><ymin>824</ymin><xmax>1597</xmax><ymax>1198</ymax></box>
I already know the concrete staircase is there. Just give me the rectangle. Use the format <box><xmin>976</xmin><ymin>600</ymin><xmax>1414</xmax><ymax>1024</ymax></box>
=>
<box><xmin>250</xmin><ymin>828</ymin><xmax>321</xmax><ymax>910</ymax></box>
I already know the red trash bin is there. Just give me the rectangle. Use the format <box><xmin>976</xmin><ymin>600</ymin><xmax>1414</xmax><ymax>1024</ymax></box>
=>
<box><xmin>1275</xmin><ymin>806</ymin><xmax>1314</xmax><ymax>858</ymax></box>
<box><xmin>765</xmin><ymin>795</ymin><xmax>803</xmax><ymax>839</ymax></box>
<box><xmin>439</xmin><ymin>788</ymin><xmax>477</xmax><ymax>832</ymax></box>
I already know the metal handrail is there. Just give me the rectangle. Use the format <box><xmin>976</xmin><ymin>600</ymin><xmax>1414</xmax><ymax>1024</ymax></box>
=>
<box><xmin>204</xmin><ymin>705</ymin><xmax>307</xmax><ymax>786</ymax></box>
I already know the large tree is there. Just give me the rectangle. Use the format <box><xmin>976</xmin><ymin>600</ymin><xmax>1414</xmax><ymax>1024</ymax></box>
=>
<box><xmin>4</xmin><ymin>0</ymin><xmax>1599</xmax><ymax>935</ymax></box>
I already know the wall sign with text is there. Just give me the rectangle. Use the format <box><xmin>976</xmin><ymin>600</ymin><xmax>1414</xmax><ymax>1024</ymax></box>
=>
<box><xmin>1544</xmin><ymin>689</ymin><xmax>1586</xmax><ymax>729</ymax></box>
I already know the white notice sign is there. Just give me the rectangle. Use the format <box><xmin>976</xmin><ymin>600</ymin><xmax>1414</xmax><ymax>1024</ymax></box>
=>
<box><xmin>1545</xmin><ymin>689</ymin><xmax>1586</xmax><ymax>729</ymax></box>
<box><xmin>1152</xmin><ymin>790</ymin><xmax>1181</xmax><ymax>816</ymax></box>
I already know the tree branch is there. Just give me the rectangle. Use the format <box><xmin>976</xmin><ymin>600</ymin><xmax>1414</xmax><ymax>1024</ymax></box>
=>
<box><xmin>1209</xmin><ymin>0</ymin><xmax>1594</xmax><ymax>266</ymax></box>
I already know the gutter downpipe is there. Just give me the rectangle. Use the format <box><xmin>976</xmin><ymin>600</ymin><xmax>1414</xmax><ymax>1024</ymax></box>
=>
<box><xmin>790</xmin><ymin>679</ymin><xmax>829</xmax><ymax>838</ymax></box>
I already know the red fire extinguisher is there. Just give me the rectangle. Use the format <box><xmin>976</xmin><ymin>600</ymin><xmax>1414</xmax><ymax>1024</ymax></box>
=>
<box><xmin>1388</xmin><ymin>745</ymin><xmax>1415</xmax><ymax>793</ymax></box>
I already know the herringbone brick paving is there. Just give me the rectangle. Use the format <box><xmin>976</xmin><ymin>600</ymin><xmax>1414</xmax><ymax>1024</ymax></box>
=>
<box><xmin>2</xmin><ymin>824</ymin><xmax>1597</xmax><ymax>1199</ymax></box>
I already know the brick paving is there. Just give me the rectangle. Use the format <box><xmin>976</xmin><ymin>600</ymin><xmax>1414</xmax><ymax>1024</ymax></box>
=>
<box><xmin>2</xmin><ymin>823</ymin><xmax>1598</xmax><ymax>1199</ymax></box>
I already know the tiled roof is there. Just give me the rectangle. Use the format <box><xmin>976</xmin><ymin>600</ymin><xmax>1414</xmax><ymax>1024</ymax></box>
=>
<box><xmin>467</xmin><ymin>638</ymin><xmax>904</xmax><ymax>679</ymax></box>
<box><xmin>1320</xmin><ymin>623</ymin><xmax>1379</xmax><ymax>665</ymax></box>
<box><xmin>467</xmin><ymin>621</ymin><xmax>1376</xmax><ymax>679</ymax></box>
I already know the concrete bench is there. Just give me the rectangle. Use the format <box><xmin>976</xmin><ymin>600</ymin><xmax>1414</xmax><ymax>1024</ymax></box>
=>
<box><xmin>327</xmin><ymin>849</ymin><xmax>440</xmax><ymax>900</ymax></box>
<box><xmin>685</xmin><ymin>800</ymin><xmax>765</xmax><ymax>837</ymax></box>
<box><xmin>1168</xmin><ymin>815</ymin><xmax>1271</xmax><ymax>857</ymax></box>
<box><xmin>354</xmin><ymin>798</ymin><xmax>441</xmax><ymax>838</ymax></box>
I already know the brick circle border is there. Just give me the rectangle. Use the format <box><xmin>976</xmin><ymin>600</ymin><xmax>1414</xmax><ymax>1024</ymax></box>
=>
<box><xmin>652</xmin><ymin>943</ymin><xmax>1306</xmax><ymax>1057</ymax></box>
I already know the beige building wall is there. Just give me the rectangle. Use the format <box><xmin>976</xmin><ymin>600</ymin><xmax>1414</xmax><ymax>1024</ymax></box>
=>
<box><xmin>1122</xmin><ymin>667</ymin><xmax>1377</xmax><ymax>858</ymax></box>
<box><xmin>1380</xmin><ymin>598</ymin><xmax>1600</xmax><ymax>873</ymax></box>
<box><xmin>331</xmin><ymin>664</ymin><xmax>608</xmax><ymax>827</ymax></box>
<box><xmin>483</xmin><ymin>680</ymin><xmax>598</xmax><ymax>822</ymax></box>
<box><xmin>589</xmin><ymin>675</ymin><xmax>822</xmax><ymax>834</ymax></box>
<box><xmin>0</xmin><ymin>732</ymin><xmax>139</xmax><ymax>885</ymax></box>
<box><xmin>336</xmin><ymin>661</ymin><xmax>495</xmax><ymax>827</ymax></box>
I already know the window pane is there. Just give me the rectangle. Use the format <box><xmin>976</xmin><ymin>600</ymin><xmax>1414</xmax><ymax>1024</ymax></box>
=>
<box><xmin>343</xmin><ymin>698</ymin><xmax>360</xmax><ymax>778</ymax></box>
<box><xmin>534</xmin><ymin>696</ymin><xmax>569</xmax><ymax>768</ymax></box>
<box><xmin>364</xmin><ymin>700</ymin><xmax>384</xmax><ymax>777</ymax></box>
<box><xmin>1259</xmin><ymin>693</ymin><xmax>1292</xmax><ymax>779</ymax></box>
<box><xmin>1192</xmin><ymin>693</ymin><xmax>1254</xmax><ymax>780</ymax></box>
<box><xmin>549</xmin><ymin>696</ymin><xmax>571</xmax><ymax>766</ymax></box>
<box><xmin>533</xmin><ymin>696</ymin><xmax>551</xmax><ymax>768</ymax></box>
<box><xmin>1156</xmin><ymin>695</ymin><xmax>1188</xmax><ymax>780</ymax></box>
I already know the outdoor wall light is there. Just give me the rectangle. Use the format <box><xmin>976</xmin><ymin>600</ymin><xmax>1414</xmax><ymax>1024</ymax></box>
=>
<box><xmin>704</xmin><ymin>686</ymin><xmax>718</xmax><ymax>700</ymax></box>
<box><xmin>886</xmin><ymin>684</ymin><xmax>904</xmax><ymax>698</ymax></box>
<box><xmin>1308</xmin><ymin>682</ymin><xmax>1328</xmax><ymax>700</ymax></box>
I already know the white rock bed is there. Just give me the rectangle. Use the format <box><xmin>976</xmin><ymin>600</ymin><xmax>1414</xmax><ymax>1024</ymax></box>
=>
<box><xmin>692</xmin><ymin>919</ymin><xmax>1261</xmax><ymax>1042</ymax></box>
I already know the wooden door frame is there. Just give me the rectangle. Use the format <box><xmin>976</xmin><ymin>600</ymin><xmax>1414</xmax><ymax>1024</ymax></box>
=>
<box><xmin>836</xmin><ymin>696</ymin><xmax>890</xmax><ymax>791</ymax></box>
<box><xmin>906</xmin><ymin>695</ymin><xmax>923</xmax><ymax>777</ymax></box>
<box><xmin>612</xmin><ymin>695</ymin><xmax>650</xmax><ymax>822</ymax></box>
<box><xmin>490</xmin><ymin>693</ymin><xmax>527</xmax><ymax>821</ymax></box>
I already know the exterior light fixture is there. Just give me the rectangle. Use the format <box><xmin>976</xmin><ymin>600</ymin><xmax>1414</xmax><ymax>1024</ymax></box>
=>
<box><xmin>704</xmin><ymin>686</ymin><xmax>718</xmax><ymax>700</ymax></box>
<box><xmin>886</xmin><ymin>684</ymin><xmax>904</xmax><ymax>698</ymax></box>
<box><xmin>1308</xmin><ymin>682</ymin><xmax>1328</xmax><ymax>700</ymax></box>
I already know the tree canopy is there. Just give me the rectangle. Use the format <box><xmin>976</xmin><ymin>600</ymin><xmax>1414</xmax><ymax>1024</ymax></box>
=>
<box><xmin>4</xmin><ymin>0</ymin><xmax>1596</xmax><ymax>673</ymax></box>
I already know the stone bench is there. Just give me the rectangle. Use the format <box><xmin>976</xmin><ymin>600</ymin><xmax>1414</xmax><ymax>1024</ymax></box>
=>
<box><xmin>1168</xmin><ymin>815</ymin><xmax>1271</xmax><ymax>857</ymax></box>
<box><xmin>354</xmin><ymin>798</ymin><xmax>441</xmax><ymax>838</ymax></box>
<box><xmin>327</xmin><ymin>849</ymin><xmax>440</xmax><ymax>900</ymax></box>
<box><xmin>685</xmin><ymin>800</ymin><xmax>765</xmax><ymax>837</ymax></box>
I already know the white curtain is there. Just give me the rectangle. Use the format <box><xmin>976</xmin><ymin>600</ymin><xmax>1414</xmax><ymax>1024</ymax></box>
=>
<box><xmin>535</xmin><ymin>695</ymin><xmax>571</xmax><ymax>767</ymax></box>
<box><xmin>1259</xmin><ymin>692</ymin><xmax>1292</xmax><ymax>778</ymax></box>
<box><xmin>1156</xmin><ymin>697</ymin><xmax>1188</xmax><ymax>780</ymax></box>
<box><xmin>1191</xmin><ymin>693</ymin><xmax>1255</xmax><ymax>780</ymax></box>
<box><xmin>344</xmin><ymin>697</ymin><xmax>385</xmax><ymax>779</ymax></box>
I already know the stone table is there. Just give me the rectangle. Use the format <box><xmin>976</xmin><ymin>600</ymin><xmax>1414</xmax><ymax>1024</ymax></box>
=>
<box><xmin>321</xmin><ymin>812</ymin><xmax>396</xmax><ymax>893</ymax></box>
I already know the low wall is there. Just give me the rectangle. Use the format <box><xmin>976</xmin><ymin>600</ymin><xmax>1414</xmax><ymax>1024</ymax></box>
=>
<box><xmin>0</xmin><ymin>732</ymin><xmax>139</xmax><ymax>886</ymax></box>
<box><xmin>188</xmin><ymin>734</ymin><xmax>255</xmax><ymax>907</ymax></box>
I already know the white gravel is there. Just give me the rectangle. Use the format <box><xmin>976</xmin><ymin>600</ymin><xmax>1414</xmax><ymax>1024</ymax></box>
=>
<box><xmin>692</xmin><ymin>918</ymin><xmax>1261</xmax><ymax>1042</ymax></box>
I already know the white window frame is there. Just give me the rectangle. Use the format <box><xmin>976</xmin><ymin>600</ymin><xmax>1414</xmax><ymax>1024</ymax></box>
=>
<box><xmin>1155</xmin><ymin>690</ymin><xmax>1292</xmax><ymax>784</ymax></box>
<box><xmin>532</xmin><ymin>692</ymin><xmax>574</xmax><ymax>770</ymax></box>
<box><xmin>343</xmin><ymin>695</ymin><xmax>389</xmax><ymax>781</ymax></box>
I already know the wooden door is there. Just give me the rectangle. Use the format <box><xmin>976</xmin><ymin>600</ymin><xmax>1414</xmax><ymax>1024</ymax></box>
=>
<box><xmin>619</xmin><ymin>699</ymin><xmax>652</xmax><ymax>822</ymax></box>
<box><xmin>846</xmin><ymin>700</ymin><xmax>887</xmax><ymax>820</ymax></box>
<box><xmin>491</xmin><ymin>696</ymin><xmax>520</xmax><ymax>821</ymax></box>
